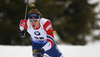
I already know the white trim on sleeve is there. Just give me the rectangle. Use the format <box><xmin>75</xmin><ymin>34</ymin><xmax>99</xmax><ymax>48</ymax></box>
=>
<box><xmin>42</xmin><ymin>42</ymin><xmax>51</xmax><ymax>51</ymax></box>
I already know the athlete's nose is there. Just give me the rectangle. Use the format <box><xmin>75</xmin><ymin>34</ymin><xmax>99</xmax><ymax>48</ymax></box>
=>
<box><xmin>32</xmin><ymin>22</ymin><xmax>35</xmax><ymax>24</ymax></box>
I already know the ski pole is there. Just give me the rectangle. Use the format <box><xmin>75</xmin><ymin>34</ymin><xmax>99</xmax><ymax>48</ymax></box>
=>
<box><xmin>24</xmin><ymin>0</ymin><xmax>29</xmax><ymax>19</ymax></box>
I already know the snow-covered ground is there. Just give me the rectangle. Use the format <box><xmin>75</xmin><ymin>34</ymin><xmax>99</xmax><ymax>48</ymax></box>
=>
<box><xmin>0</xmin><ymin>41</ymin><xmax>100</xmax><ymax>57</ymax></box>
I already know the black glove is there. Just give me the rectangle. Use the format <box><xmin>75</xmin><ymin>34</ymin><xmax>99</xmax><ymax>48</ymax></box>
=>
<box><xmin>19</xmin><ymin>30</ymin><xmax>25</xmax><ymax>38</ymax></box>
<box><xmin>34</xmin><ymin>48</ymin><xmax>45</xmax><ymax>57</ymax></box>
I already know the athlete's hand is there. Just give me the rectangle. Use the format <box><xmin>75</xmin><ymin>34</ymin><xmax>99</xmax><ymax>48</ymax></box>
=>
<box><xmin>34</xmin><ymin>48</ymin><xmax>44</xmax><ymax>57</ymax></box>
<box><xmin>19</xmin><ymin>30</ymin><xmax>25</xmax><ymax>38</ymax></box>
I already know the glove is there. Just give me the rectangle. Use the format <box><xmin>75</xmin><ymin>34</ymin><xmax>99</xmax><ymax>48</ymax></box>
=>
<box><xmin>19</xmin><ymin>30</ymin><xmax>25</xmax><ymax>38</ymax></box>
<box><xmin>34</xmin><ymin>48</ymin><xmax>45</xmax><ymax>57</ymax></box>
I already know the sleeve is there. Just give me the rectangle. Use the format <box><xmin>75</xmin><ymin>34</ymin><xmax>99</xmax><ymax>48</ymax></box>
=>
<box><xmin>42</xmin><ymin>20</ymin><xmax>54</xmax><ymax>51</ymax></box>
<box><xmin>19</xmin><ymin>19</ymin><xmax>28</xmax><ymax>30</ymax></box>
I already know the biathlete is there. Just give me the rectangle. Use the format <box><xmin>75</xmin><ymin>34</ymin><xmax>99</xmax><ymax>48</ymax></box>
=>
<box><xmin>19</xmin><ymin>4</ymin><xmax>63</xmax><ymax>57</ymax></box>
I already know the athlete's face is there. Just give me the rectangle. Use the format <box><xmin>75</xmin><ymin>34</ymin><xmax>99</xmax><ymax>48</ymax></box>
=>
<box><xmin>29</xmin><ymin>19</ymin><xmax>40</xmax><ymax>27</ymax></box>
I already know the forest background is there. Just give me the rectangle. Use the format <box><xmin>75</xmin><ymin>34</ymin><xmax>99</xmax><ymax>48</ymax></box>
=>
<box><xmin>0</xmin><ymin>0</ymin><xmax>100</xmax><ymax>45</ymax></box>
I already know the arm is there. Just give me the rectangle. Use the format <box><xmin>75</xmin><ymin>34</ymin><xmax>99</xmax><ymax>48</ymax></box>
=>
<box><xmin>42</xmin><ymin>20</ymin><xmax>54</xmax><ymax>51</ymax></box>
<box><xmin>19</xmin><ymin>19</ymin><xmax>28</xmax><ymax>37</ymax></box>
<box><xmin>19</xmin><ymin>19</ymin><xmax>28</xmax><ymax>30</ymax></box>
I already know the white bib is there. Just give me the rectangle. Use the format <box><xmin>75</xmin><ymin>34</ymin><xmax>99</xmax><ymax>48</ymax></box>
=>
<box><xmin>27</xmin><ymin>25</ymin><xmax>47</xmax><ymax>43</ymax></box>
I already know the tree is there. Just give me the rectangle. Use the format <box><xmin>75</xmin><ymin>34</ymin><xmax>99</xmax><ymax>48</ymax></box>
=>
<box><xmin>0</xmin><ymin>0</ymin><xmax>31</xmax><ymax>45</ymax></box>
<box><xmin>35</xmin><ymin>0</ymin><xmax>65</xmax><ymax>20</ymax></box>
<box><xmin>56</xmin><ymin>0</ymin><xmax>97</xmax><ymax>45</ymax></box>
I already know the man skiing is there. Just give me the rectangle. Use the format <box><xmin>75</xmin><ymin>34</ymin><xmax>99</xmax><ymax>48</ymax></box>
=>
<box><xmin>19</xmin><ymin>4</ymin><xmax>63</xmax><ymax>57</ymax></box>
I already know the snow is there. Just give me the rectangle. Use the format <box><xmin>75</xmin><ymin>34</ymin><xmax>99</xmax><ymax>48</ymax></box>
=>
<box><xmin>0</xmin><ymin>41</ymin><xmax>100</xmax><ymax>57</ymax></box>
<box><xmin>91</xmin><ymin>30</ymin><xmax>100</xmax><ymax>36</ymax></box>
<box><xmin>0</xmin><ymin>45</ymin><xmax>32</xmax><ymax>57</ymax></box>
<box><xmin>88</xmin><ymin>0</ymin><xmax>99</xmax><ymax>4</ymax></box>
<box><xmin>24</xmin><ymin>0</ymin><xmax>35</xmax><ymax>4</ymax></box>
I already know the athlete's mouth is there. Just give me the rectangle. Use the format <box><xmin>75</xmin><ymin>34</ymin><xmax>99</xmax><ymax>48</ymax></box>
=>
<box><xmin>32</xmin><ymin>25</ymin><xmax>35</xmax><ymax>27</ymax></box>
